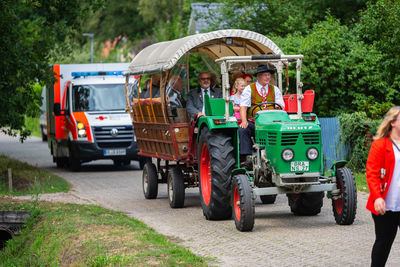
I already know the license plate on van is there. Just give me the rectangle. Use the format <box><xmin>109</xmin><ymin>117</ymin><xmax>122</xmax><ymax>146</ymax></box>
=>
<box><xmin>290</xmin><ymin>161</ymin><xmax>309</xmax><ymax>172</ymax></box>
<box><xmin>104</xmin><ymin>149</ymin><xmax>126</xmax><ymax>156</ymax></box>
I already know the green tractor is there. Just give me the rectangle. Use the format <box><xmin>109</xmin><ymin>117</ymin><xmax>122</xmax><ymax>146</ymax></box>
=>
<box><xmin>125</xmin><ymin>30</ymin><xmax>357</xmax><ymax>232</ymax></box>
<box><xmin>197</xmin><ymin>54</ymin><xmax>357</xmax><ymax>231</ymax></box>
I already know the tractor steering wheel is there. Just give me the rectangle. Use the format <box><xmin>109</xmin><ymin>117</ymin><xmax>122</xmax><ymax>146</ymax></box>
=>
<box><xmin>250</xmin><ymin>102</ymin><xmax>283</xmax><ymax>117</ymax></box>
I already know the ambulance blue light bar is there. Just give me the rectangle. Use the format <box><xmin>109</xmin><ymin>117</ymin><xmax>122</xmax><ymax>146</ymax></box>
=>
<box><xmin>71</xmin><ymin>71</ymin><xmax>124</xmax><ymax>77</ymax></box>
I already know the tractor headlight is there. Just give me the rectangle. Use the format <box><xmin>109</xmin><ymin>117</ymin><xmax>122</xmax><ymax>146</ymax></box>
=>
<box><xmin>281</xmin><ymin>148</ymin><xmax>294</xmax><ymax>162</ymax></box>
<box><xmin>306</xmin><ymin>147</ymin><xmax>319</xmax><ymax>160</ymax></box>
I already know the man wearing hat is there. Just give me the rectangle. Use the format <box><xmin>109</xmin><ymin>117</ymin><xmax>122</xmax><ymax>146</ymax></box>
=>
<box><xmin>238</xmin><ymin>64</ymin><xmax>285</xmax><ymax>168</ymax></box>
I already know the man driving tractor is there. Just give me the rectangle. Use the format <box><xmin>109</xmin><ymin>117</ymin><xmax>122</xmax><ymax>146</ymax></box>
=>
<box><xmin>239</xmin><ymin>64</ymin><xmax>285</xmax><ymax>168</ymax></box>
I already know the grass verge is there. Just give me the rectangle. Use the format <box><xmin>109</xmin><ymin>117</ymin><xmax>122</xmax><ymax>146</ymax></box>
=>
<box><xmin>354</xmin><ymin>172</ymin><xmax>368</xmax><ymax>192</ymax></box>
<box><xmin>0</xmin><ymin>199</ymin><xmax>208</xmax><ymax>266</ymax></box>
<box><xmin>0</xmin><ymin>155</ymin><xmax>69</xmax><ymax>195</ymax></box>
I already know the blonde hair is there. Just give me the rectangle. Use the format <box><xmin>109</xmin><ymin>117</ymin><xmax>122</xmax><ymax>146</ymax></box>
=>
<box><xmin>231</xmin><ymin>78</ymin><xmax>245</xmax><ymax>95</ymax></box>
<box><xmin>374</xmin><ymin>106</ymin><xmax>400</xmax><ymax>140</ymax></box>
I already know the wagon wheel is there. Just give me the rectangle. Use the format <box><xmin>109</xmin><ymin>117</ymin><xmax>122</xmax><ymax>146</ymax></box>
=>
<box><xmin>232</xmin><ymin>174</ymin><xmax>255</xmax><ymax>232</ymax></box>
<box><xmin>250</xmin><ymin>102</ymin><xmax>283</xmax><ymax>117</ymax></box>
<box><xmin>198</xmin><ymin>127</ymin><xmax>234</xmax><ymax>220</ymax></box>
<box><xmin>142</xmin><ymin>161</ymin><xmax>158</xmax><ymax>199</ymax></box>
<box><xmin>167</xmin><ymin>167</ymin><xmax>185</xmax><ymax>208</ymax></box>
<box><xmin>332</xmin><ymin>167</ymin><xmax>357</xmax><ymax>225</ymax></box>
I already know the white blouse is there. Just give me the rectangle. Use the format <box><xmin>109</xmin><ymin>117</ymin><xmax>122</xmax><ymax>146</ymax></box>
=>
<box><xmin>385</xmin><ymin>144</ymin><xmax>400</xmax><ymax>211</ymax></box>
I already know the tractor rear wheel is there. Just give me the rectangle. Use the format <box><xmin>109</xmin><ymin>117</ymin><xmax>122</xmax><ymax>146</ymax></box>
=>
<box><xmin>232</xmin><ymin>174</ymin><xmax>255</xmax><ymax>231</ymax></box>
<box><xmin>332</xmin><ymin>167</ymin><xmax>357</xmax><ymax>225</ymax></box>
<box><xmin>142</xmin><ymin>161</ymin><xmax>158</xmax><ymax>199</ymax></box>
<box><xmin>168</xmin><ymin>167</ymin><xmax>185</xmax><ymax>208</ymax></box>
<box><xmin>198</xmin><ymin>127</ymin><xmax>234</xmax><ymax>220</ymax></box>
<box><xmin>287</xmin><ymin>192</ymin><xmax>324</xmax><ymax>216</ymax></box>
<box><xmin>260</xmin><ymin>194</ymin><xmax>277</xmax><ymax>204</ymax></box>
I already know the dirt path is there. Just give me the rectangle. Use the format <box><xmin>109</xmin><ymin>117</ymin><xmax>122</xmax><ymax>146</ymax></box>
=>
<box><xmin>1</xmin><ymin>133</ymin><xmax>399</xmax><ymax>266</ymax></box>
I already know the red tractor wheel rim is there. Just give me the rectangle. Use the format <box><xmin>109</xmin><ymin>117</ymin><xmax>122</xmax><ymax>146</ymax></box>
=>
<box><xmin>334</xmin><ymin>180</ymin><xmax>343</xmax><ymax>214</ymax></box>
<box><xmin>200</xmin><ymin>143</ymin><xmax>211</xmax><ymax>205</ymax></box>
<box><xmin>233</xmin><ymin>186</ymin><xmax>241</xmax><ymax>221</ymax></box>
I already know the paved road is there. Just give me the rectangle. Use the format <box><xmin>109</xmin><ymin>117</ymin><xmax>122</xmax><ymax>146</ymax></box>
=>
<box><xmin>1</xmin><ymin>133</ymin><xmax>399</xmax><ymax>266</ymax></box>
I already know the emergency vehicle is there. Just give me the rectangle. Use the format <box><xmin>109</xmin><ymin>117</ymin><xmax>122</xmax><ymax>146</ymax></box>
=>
<box><xmin>45</xmin><ymin>63</ymin><xmax>144</xmax><ymax>171</ymax></box>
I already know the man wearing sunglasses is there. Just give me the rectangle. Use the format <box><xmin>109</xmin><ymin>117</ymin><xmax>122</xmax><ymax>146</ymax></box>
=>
<box><xmin>186</xmin><ymin>72</ymin><xmax>222</xmax><ymax>119</ymax></box>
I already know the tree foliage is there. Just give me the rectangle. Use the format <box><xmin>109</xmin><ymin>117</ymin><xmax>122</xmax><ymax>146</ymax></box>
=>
<box><xmin>83</xmin><ymin>0</ymin><xmax>152</xmax><ymax>42</ymax></box>
<box><xmin>207</xmin><ymin>0</ymin><xmax>368</xmax><ymax>37</ymax></box>
<box><xmin>339</xmin><ymin>112</ymin><xmax>381</xmax><ymax>172</ymax></box>
<box><xmin>356</xmin><ymin>0</ymin><xmax>400</xmax><ymax>99</ymax></box>
<box><xmin>0</xmin><ymin>0</ymin><xmax>102</xmax><ymax>140</ymax></box>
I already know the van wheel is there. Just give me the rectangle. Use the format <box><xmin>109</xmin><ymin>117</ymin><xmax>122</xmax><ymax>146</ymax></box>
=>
<box><xmin>232</xmin><ymin>174</ymin><xmax>255</xmax><ymax>232</ymax></box>
<box><xmin>142</xmin><ymin>161</ymin><xmax>158</xmax><ymax>199</ymax></box>
<box><xmin>68</xmin><ymin>146</ymin><xmax>80</xmax><ymax>171</ymax></box>
<box><xmin>55</xmin><ymin>156</ymin><xmax>67</xmax><ymax>168</ymax></box>
<box><xmin>287</xmin><ymin>192</ymin><xmax>324</xmax><ymax>216</ymax></box>
<box><xmin>113</xmin><ymin>159</ymin><xmax>130</xmax><ymax>167</ymax></box>
<box><xmin>41</xmin><ymin>126</ymin><xmax>47</xmax><ymax>141</ymax></box>
<box><xmin>198</xmin><ymin>127</ymin><xmax>234</xmax><ymax>220</ymax></box>
<box><xmin>168</xmin><ymin>167</ymin><xmax>185</xmax><ymax>208</ymax></box>
<box><xmin>69</xmin><ymin>156</ymin><xmax>81</xmax><ymax>172</ymax></box>
<box><xmin>332</xmin><ymin>168</ymin><xmax>357</xmax><ymax>225</ymax></box>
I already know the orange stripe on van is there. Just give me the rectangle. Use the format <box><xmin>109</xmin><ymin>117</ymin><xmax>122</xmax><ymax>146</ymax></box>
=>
<box><xmin>73</xmin><ymin>112</ymin><xmax>93</xmax><ymax>142</ymax></box>
<box><xmin>53</xmin><ymin>65</ymin><xmax>61</xmax><ymax>102</ymax></box>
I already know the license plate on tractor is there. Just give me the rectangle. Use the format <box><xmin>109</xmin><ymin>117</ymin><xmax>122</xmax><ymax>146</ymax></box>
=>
<box><xmin>104</xmin><ymin>149</ymin><xmax>126</xmax><ymax>156</ymax></box>
<box><xmin>290</xmin><ymin>161</ymin><xmax>309</xmax><ymax>172</ymax></box>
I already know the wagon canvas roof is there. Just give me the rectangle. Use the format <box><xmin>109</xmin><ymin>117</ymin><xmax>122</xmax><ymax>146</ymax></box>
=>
<box><xmin>127</xmin><ymin>29</ymin><xmax>283</xmax><ymax>75</ymax></box>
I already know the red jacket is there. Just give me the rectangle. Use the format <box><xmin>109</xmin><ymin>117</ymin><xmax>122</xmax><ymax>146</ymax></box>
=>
<box><xmin>366</xmin><ymin>137</ymin><xmax>395</xmax><ymax>215</ymax></box>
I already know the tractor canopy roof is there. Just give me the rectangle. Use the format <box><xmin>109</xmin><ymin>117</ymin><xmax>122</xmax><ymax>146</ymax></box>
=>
<box><xmin>127</xmin><ymin>29</ymin><xmax>284</xmax><ymax>75</ymax></box>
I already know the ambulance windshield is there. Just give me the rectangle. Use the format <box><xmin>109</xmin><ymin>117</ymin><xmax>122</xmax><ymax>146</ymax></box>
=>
<box><xmin>72</xmin><ymin>84</ymin><xmax>125</xmax><ymax>111</ymax></box>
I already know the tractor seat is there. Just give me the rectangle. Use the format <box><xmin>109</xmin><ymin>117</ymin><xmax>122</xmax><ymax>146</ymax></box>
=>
<box><xmin>283</xmin><ymin>90</ymin><xmax>315</xmax><ymax>113</ymax></box>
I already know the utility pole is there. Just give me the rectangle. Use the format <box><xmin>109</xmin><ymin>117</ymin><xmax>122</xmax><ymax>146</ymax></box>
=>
<box><xmin>82</xmin><ymin>33</ymin><xmax>94</xmax><ymax>63</ymax></box>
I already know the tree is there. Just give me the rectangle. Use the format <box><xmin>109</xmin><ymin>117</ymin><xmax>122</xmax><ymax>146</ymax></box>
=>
<box><xmin>83</xmin><ymin>0</ymin><xmax>152</xmax><ymax>42</ymax></box>
<box><xmin>0</xmin><ymin>0</ymin><xmax>102</xmax><ymax>141</ymax></box>
<box><xmin>138</xmin><ymin>0</ymin><xmax>192</xmax><ymax>41</ymax></box>
<box><xmin>205</xmin><ymin>0</ymin><xmax>368</xmax><ymax>38</ymax></box>
<box><xmin>355</xmin><ymin>0</ymin><xmax>400</xmax><ymax>101</ymax></box>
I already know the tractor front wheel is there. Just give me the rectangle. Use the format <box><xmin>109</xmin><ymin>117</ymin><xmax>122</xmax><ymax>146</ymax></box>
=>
<box><xmin>332</xmin><ymin>167</ymin><xmax>357</xmax><ymax>225</ymax></box>
<box><xmin>232</xmin><ymin>174</ymin><xmax>255</xmax><ymax>232</ymax></box>
<box><xmin>168</xmin><ymin>167</ymin><xmax>185</xmax><ymax>208</ymax></box>
<box><xmin>198</xmin><ymin>127</ymin><xmax>234</xmax><ymax>220</ymax></box>
<box><xmin>287</xmin><ymin>192</ymin><xmax>324</xmax><ymax>216</ymax></box>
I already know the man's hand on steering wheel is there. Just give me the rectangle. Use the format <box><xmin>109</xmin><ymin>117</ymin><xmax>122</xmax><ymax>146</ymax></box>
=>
<box><xmin>249</xmin><ymin>102</ymin><xmax>283</xmax><ymax>117</ymax></box>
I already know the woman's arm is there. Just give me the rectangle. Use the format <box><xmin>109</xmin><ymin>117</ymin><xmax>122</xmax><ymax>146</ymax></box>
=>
<box><xmin>366</xmin><ymin>140</ymin><xmax>385</xmax><ymax>202</ymax></box>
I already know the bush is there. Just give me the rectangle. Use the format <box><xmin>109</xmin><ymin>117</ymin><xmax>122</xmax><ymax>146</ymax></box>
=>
<box><xmin>339</xmin><ymin>112</ymin><xmax>381</xmax><ymax>172</ymax></box>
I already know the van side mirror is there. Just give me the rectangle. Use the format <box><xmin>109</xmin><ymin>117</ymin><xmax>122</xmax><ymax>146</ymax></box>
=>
<box><xmin>53</xmin><ymin>103</ymin><xmax>64</xmax><ymax>116</ymax></box>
